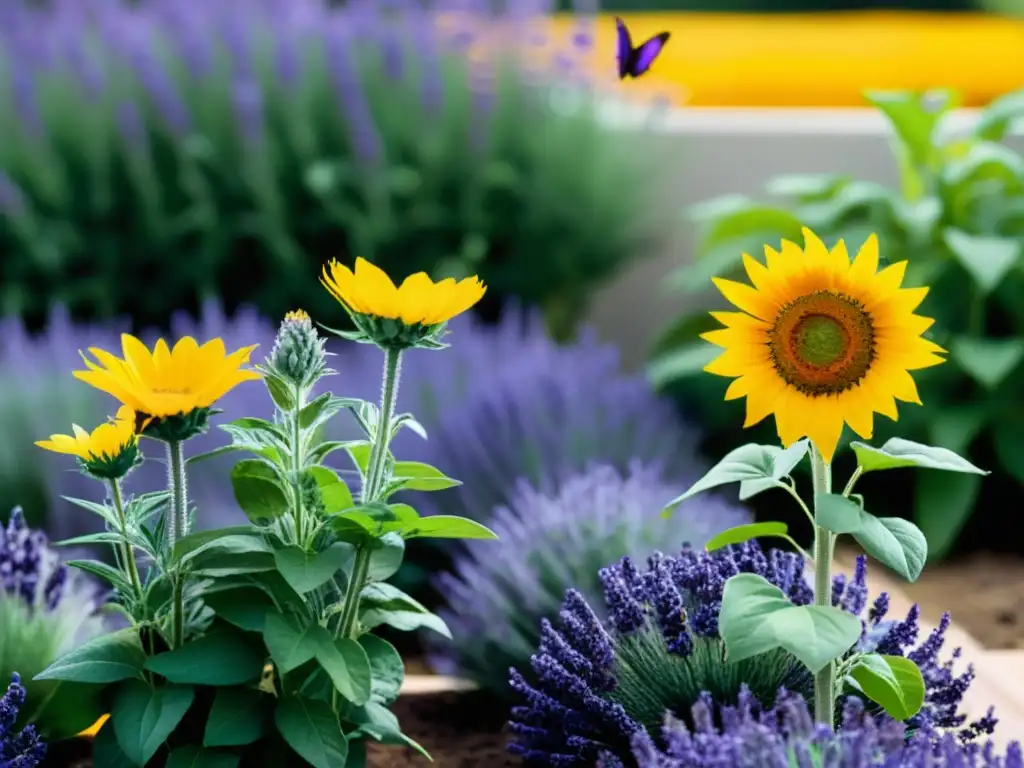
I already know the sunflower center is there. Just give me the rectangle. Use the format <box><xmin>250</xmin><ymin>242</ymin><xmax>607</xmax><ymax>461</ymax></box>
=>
<box><xmin>769</xmin><ymin>291</ymin><xmax>876</xmax><ymax>396</ymax></box>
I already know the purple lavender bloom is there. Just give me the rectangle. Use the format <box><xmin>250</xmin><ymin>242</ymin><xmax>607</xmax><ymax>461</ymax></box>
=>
<box><xmin>0</xmin><ymin>674</ymin><xmax>46</xmax><ymax>768</ymax></box>
<box><xmin>0</xmin><ymin>510</ymin><xmax>106</xmax><ymax>741</ymax></box>
<box><xmin>620</xmin><ymin>692</ymin><xmax>1022</xmax><ymax>768</ymax></box>
<box><xmin>0</xmin><ymin>301</ymin><xmax>275</xmax><ymax>542</ymax></box>
<box><xmin>509</xmin><ymin>542</ymin><xmax>994</xmax><ymax>766</ymax></box>
<box><xmin>329</xmin><ymin>307</ymin><xmax>702</xmax><ymax>525</ymax></box>
<box><xmin>429</xmin><ymin>463</ymin><xmax>750</xmax><ymax>697</ymax></box>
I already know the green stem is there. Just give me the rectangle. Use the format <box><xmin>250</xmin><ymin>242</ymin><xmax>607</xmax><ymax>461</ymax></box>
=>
<box><xmin>336</xmin><ymin>545</ymin><xmax>372</xmax><ymax>640</ymax></box>
<box><xmin>290</xmin><ymin>382</ymin><xmax>306</xmax><ymax>547</ymax></box>
<box><xmin>109</xmin><ymin>479</ymin><xmax>142</xmax><ymax>599</ymax></box>
<box><xmin>166</xmin><ymin>440</ymin><xmax>188</xmax><ymax>649</ymax></box>
<box><xmin>360</xmin><ymin>348</ymin><xmax>402</xmax><ymax>504</ymax></box>
<box><xmin>810</xmin><ymin>444</ymin><xmax>835</xmax><ymax>728</ymax></box>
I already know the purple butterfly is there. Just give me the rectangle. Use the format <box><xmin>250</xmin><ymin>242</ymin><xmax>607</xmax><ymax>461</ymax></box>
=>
<box><xmin>615</xmin><ymin>17</ymin><xmax>670</xmax><ymax>80</ymax></box>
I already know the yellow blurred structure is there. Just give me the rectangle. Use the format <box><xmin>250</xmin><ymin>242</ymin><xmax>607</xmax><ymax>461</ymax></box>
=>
<box><xmin>538</xmin><ymin>12</ymin><xmax>1024</xmax><ymax>107</ymax></box>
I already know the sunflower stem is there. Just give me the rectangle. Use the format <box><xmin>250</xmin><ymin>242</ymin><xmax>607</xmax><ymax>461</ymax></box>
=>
<box><xmin>333</xmin><ymin>349</ymin><xmax>402</xmax><ymax>645</ymax></box>
<box><xmin>361</xmin><ymin>348</ymin><xmax>403</xmax><ymax>505</ymax></box>
<box><xmin>810</xmin><ymin>443</ymin><xmax>836</xmax><ymax>728</ymax></box>
<box><xmin>166</xmin><ymin>439</ymin><xmax>188</xmax><ymax>649</ymax></box>
<box><xmin>290</xmin><ymin>381</ymin><xmax>307</xmax><ymax>547</ymax></box>
<box><xmin>109</xmin><ymin>478</ymin><xmax>142</xmax><ymax>601</ymax></box>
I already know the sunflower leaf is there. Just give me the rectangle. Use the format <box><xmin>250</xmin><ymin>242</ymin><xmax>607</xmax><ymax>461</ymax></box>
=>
<box><xmin>663</xmin><ymin>441</ymin><xmax>808</xmax><ymax>514</ymax></box>
<box><xmin>942</xmin><ymin>228</ymin><xmax>1020</xmax><ymax>294</ymax></box>
<box><xmin>850</xmin><ymin>438</ymin><xmax>988</xmax><ymax>475</ymax></box>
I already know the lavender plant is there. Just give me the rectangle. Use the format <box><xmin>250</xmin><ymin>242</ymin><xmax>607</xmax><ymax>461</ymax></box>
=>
<box><xmin>611</xmin><ymin>691</ymin><xmax>1023</xmax><ymax>768</ymax></box>
<box><xmin>330</xmin><ymin>306</ymin><xmax>701</xmax><ymax>523</ymax></box>
<box><xmin>0</xmin><ymin>300</ymin><xmax>276</xmax><ymax>540</ymax></box>
<box><xmin>0</xmin><ymin>0</ymin><xmax>669</xmax><ymax>337</ymax></box>
<box><xmin>508</xmin><ymin>542</ymin><xmax>995</xmax><ymax>766</ymax></box>
<box><xmin>0</xmin><ymin>674</ymin><xmax>46</xmax><ymax>768</ymax></box>
<box><xmin>0</xmin><ymin>509</ymin><xmax>106</xmax><ymax>740</ymax></box>
<box><xmin>428</xmin><ymin>463</ymin><xmax>750</xmax><ymax>696</ymax></box>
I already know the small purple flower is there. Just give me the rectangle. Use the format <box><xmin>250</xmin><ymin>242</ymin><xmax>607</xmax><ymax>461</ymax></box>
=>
<box><xmin>430</xmin><ymin>463</ymin><xmax>749</xmax><ymax>696</ymax></box>
<box><xmin>0</xmin><ymin>674</ymin><xmax>46</xmax><ymax>768</ymax></box>
<box><xmin>624</xmin><ymin>693</ymin><xmax>1022</xmax><ymax>768</ymax></box>
<box><xmin>0</xmin><ymin>509</ymin><xmax>66</xmax><ymax>613</ymax></box>
<box><xmin>509</xmin><ymin>543</ymin><xmax>995</xmax><ymax>766</ymax></box>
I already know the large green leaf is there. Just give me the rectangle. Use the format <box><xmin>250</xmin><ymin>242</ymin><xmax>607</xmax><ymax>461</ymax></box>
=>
<box><xmin>359</xmin><ymin>635</ymin><xmax>404</xmax><ymax>706</ymax></box>
<box><xmin>34</xmin><ymin>627</ymin><xmax>146</xmax><ymax>684</ymax></box>
<box><xmin>230</xmin><ymin>459</ymin><xmax>289</xmax><ymax>521</ymax></box>
<box><xmin>112</xmin><ymin>680</ymin><xmax>195</xmax><ymax>766</ymax></box>
<box><xmin>145</xmin><ymin>630</ymin><xmax>264</xmax><ymax>686</ymax></box>
<box><xmin>718</xmin><ymin>574</ymin><xmax>861</xmax><ymax>674</ymax></box>
<box><xmin>848</xmin><ymin>654</ymin><xmax>925</xmax><ymax>720</ymax></box>
<box><xmin>263</xmin><ymin>614</ymin><xmax>319</xmax><ymax>674</ymax></box>
<box><xmin>203</xmin><ymin>687</ymin><xmax>267</xmax><ymax>748</ymax></box>
<box><xmin>950</xmin><ymin>337</ymin><xmax>1024</xmax><ymax>390</ymax></box>
<box><xmin>274</xmin><ymin>696</ymin><xmax>348</xmax><ymax>768</ymax></box>
<box><xmin>704</xmin><ymin>522</ymin><xmax>789</xmax><ymax>553</ymax></box>
<box><xmin>914</xmin><ymin>470</ymin><xmax>983</xmax><ymax>562</ymax></box>
<box><xmin>273</xmin><ymin>544</ymin><xmax>353</xmax><ymax>594</ymax></box>
<box><xmin>942</xmin><ymin>228</ymin><xmax>1021</xmax><ymax>294</ymax></box>
<box><xmin>166</xmin><ymin>745</ymin><xmax>241</xmax><ymax>768</ymax></box>
<box><xmin>851</xmin><ymin>438</ymin><xmax>987</xmax><ymax>475</ymax></box>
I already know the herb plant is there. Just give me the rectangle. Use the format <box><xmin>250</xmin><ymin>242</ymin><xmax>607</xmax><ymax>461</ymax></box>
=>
<box><xmin>651</xmin><ymin>88</ymin><xmax>1024</xmax><ymax>558</ymax></box>
<box><xmin>33</xmin><ymin>260</ymin><xmax>497</xmax><ymax>766</ymax></box>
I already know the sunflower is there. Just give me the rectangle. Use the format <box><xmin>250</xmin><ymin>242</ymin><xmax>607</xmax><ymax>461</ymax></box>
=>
<box><xmin>321</xmin><ymin>257</ymin><xmax>486</xmax><ymax>349</ymax></box>
<box><xmin>73</xmin><ymin>335</ymin><xmax>261</xmax><ymax>440</ymax></box>
<box><xmin>701</xmin><ymin>228</ymin><xmax>945</xmax><ymax>462</ymax></box>
<box><xmin>35</xmin><ymin>405</ymin><xmax>140</xmax><ymax>479</ymax></box>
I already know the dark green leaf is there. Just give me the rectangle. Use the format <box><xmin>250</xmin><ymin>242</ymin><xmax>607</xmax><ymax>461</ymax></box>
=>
<box><xmin>172</xmin><ymin>526</ymin><xmax>258</xmax><ymax>564</ymax></box>
<box><xmin>274</xmin><ymin>696</ymin><xmax>348</xmax><ymax>768</ymax></box>
<box><xmin>719</xmin><ymin>574</ymin><xmax>861</xmax><ymax>674</ymax></box>
<box><xmin>166</xmin><ymin>745</ymin><xmax>242</xmax><ymax>768</ymax></box>
<box><xmin>92</xmin><ymin>719</ymin><xmax>136</xmax><ymax>768</ymax></box>
<box><xmin>347</xmin><ymin>700</ymin><xmax>430</xmax><ymax>759</ymax></box>
<box><xmin>914</xmin><ymin>470</ymin><xmax>982</xmax><ymax>562</ymax></box>
<box><xmin>264</xmin><ymin>613</ymin><xmax>319</xmax><ymax>673</ymax></box>
<box><xmin>359</xmin><ymin>635</ymin><xmax>404</xmax><ymax>705</ymax></box>
<box><xmin>310</xmin><ymin>629</ymin><xmax>372</xmax><ymax>705</ymax></box>
<box><xmin>112</xmin><ymin>680</ymin><xmax>194</xmax><ymax>766</ymax></box>
<box><xmin>188</xmin><ymin>535</ymin><xmax>276</xmax><ymax>577</ymax></box>
<box><xmin>365</xmin><ymin>533</ymin><xmax>405</xmax><ymax>581</ymax></box>
<box><xmin>204</xmin><ymin>588</ymin><xmax>275</xmax><ymax>632</ymax></box>
<box><xmin>950</xmin><ymin>337</ymin><xmax>1024</xmax><ymax>390</ymax></box>
<box><xmin>705</xmin><ymin>522</ymin><xmax>789</xmax><ymax>552</ymax></box>
<box><xmin>35</xmin><ymin>627</ymin><xmax>146</xmax><ymax>683</ymax></box>
<box><xmin>274</xmin><ymin>544</ymin><xmax>353</xmax><ymax>594</ymax></box>
<box><xmin>230</xmin><ymin>459</ymin><xmax>290</xmax><ymax>521</ymax></box>
<box><xmin>203</xmin><ymin>687</ymin><xmax>267</xmax><ymax>747</ymax></box>
<box><xmin>942</xmin><ymin>228</ymin><xmax>1020</xmax><ymax>294</ymax></box>
<box><xmin>145</xmin><ymin>629</ymin><xmax>264</xmax><ymax>685</ymax></box>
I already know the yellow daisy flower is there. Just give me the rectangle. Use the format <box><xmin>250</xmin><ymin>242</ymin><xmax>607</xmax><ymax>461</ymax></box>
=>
<box><xmin>73</xmin><ymin>334</ymin><xmax>261</xmax><ymax>422</ymax></box>
<box><xmin>702</xmin><ymin>227</ymin><xmax>946</xmax><ymax>463</ymax></box>
<box><xmin>321</xmin><ymin>257</ymin><xmax>486</xmax><ymax>327</ymax></box>
<box><xmin>35</xmin><ymin>406</ymin><xmax>139</xmax><ymax>479</ymax></box>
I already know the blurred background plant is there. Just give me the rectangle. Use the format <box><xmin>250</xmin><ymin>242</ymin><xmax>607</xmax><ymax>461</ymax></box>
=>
<box><xmin>426</xmin><ymin>462</ymin><xmax>749</xmax><ymax>697</ymax></box>
<box><xmin>0</xmin><ymin>509</ymin><xmax>107</xmax><ymax>741</ymax></box>
<box><xmin>0</xmin><ymin>0</ymin><xmax>674</xmax><ymax>341</ymax></box>
<box><xmin>329</xmin><ymin>307</ymin><xmax>708</xmax><ymax>600</ymax></box>
<box><xmin>649</xmin><ymin>88</ymin><xmax>1024</xmax><ymax>561</ymax></box>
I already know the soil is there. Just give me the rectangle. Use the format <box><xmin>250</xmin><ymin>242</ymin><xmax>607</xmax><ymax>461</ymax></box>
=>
<box><xmin>367</xmin><ymin>689</ymin><xmax>517</xmax><ymax>768</ymax></box>
<box><xmin>903</xmin><ymin>551</ymin><xmax>1024</xmax><ymax>650</ymax></box>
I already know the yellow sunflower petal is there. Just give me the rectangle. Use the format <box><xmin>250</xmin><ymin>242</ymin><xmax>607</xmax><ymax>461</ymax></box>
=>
<box><xmin>711</xmin><ymin>277</ymin><xmax>780</xmax><ymax>322</ymax></box>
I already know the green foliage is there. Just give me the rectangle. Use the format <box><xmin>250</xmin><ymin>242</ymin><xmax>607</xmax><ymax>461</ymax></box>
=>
<box><xmin>651</xmin><ymin>87</ymin><xmax>1024</xmax><ymax>559</ymax></box>
<box><xmin>0</xmin><ymin>4</ymin><xmax>670</xmax><ymax>338</ymax></box>
<box><xmin>675</xmin><ymin>435</ymin><xmax>980</xmax><ymax>722</ymax></box>
<box><xmin>35</xmin><ymin>314</ymin><xmax>497</xmax><ymax>765</ymax></box>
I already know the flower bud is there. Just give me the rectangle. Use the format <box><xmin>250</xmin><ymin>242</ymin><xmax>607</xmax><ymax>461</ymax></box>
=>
<box><xmin>268</xmin><ymin>309</ymin><xmax>328</xmax><ymax>389</ymax></box>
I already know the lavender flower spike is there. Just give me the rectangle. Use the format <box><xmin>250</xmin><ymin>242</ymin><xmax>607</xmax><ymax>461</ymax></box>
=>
<box><xmin>509</xmin><ymin>543</ymin><xmax>996</xmax><ymax>766</ymax></box>
<box><xmin>0</xmin><ymin>674</ymin><xmax>46</xmax><ymax>767</ymax></box>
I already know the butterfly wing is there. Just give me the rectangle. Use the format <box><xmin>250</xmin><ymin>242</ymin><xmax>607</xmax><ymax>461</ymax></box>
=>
<box><xmin>630</xmin><ymin>31</ymin><xmax>670</xmax><ymax>77</ymax></box>
<box><xmin>615</xmin><ymin>17</ymin><xmax>633</xmax><ymax>79</ymax></box>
